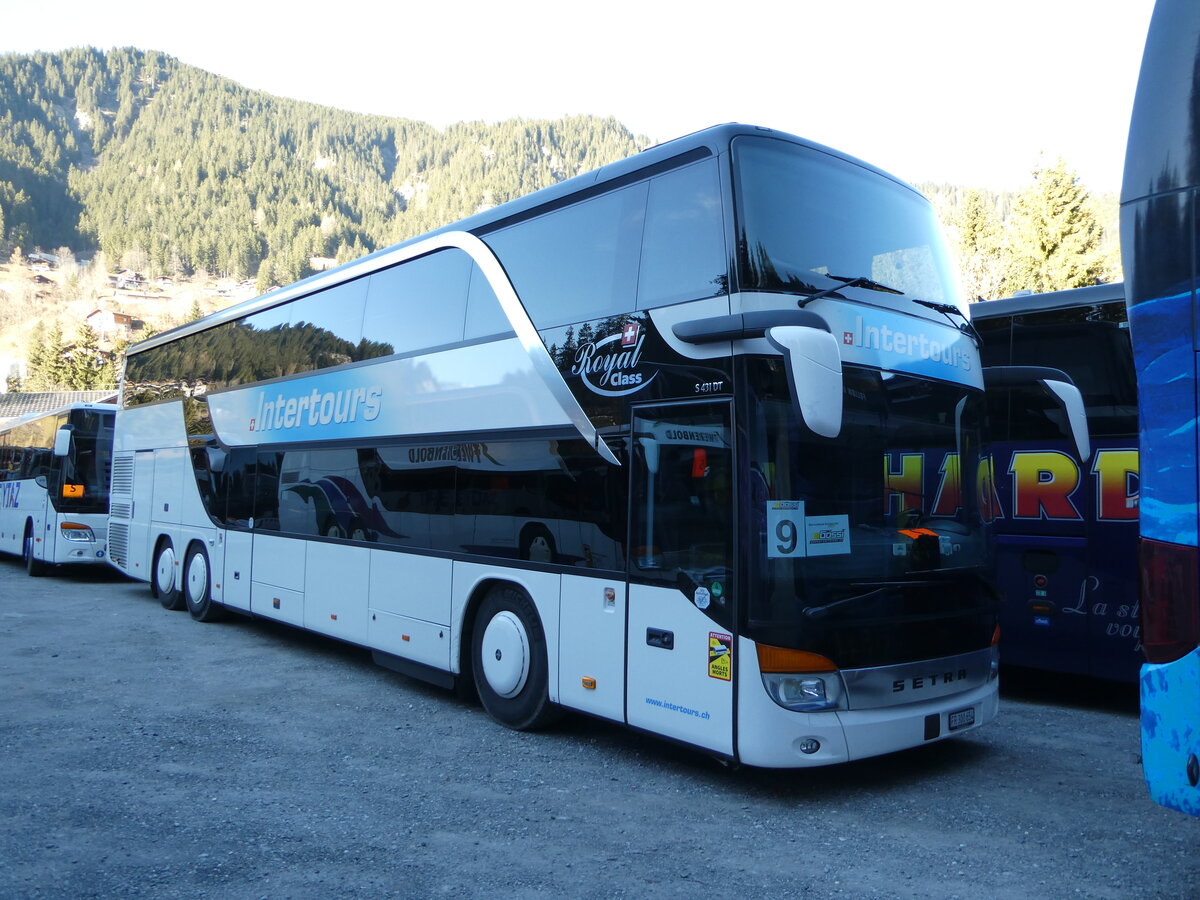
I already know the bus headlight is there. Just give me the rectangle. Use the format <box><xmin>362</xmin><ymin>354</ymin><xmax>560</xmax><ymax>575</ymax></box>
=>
<box><xmin>761</xmin><ymin>673</ymin><xmax>843</xmax><ymax>711</ymax></box>
<box><xmin>60</xmin><ymin>523</ymin><xmax>95</xmax><ymax>542</ymax></box>
<box><xmin>756</xmin><ymin>644</ymin><xmax>845</xmax><ymax>711</ymax></box>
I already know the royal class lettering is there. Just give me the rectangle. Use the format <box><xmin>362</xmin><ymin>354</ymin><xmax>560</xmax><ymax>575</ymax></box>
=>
<box><xmin>251</xmin><ymin>385</ymin><xmax>383</xmax><ymax>433</ymax></box>
<box><xmin>847</xmin><ymin>315</ymin><xmax>972</xmax><ymax>372</ymax></box>
<box><xmin>571</xmin><ymin>330</ymin><xmax>656</xmax><ymax>396</ymax></box>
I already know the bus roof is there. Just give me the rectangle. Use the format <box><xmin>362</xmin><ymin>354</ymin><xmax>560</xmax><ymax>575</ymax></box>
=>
<box><xmin>0</xmin><ymin>401</ymin><xmax>117</xmax><ymax>435</ymax></box>
<box><xmin>969</xmin><ymin>283</ymin><xmax>1125</xmax><ymax>320</ymax></box>
<box><xmin>127</xmin><ymin>123</ymin><xmax>922</xmax><ymax>358</ymax></box>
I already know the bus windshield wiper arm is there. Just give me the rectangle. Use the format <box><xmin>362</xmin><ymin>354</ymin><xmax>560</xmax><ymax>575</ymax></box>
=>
<box><xmin>796</xmin><ymin>274</ymin><xmax>903</xmax><ymax>308</ymax></box>
<box><xmin>912</xmin><ymin>298</ymin><xmax>983</xmax><ymax>349</ymax></box>
<box><xmin>804</xmin><ymin>586</ymin><xmax>891</xmax><ymax>619</ymax></box>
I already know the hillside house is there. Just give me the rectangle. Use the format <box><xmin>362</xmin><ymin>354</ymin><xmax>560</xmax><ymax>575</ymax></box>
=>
<box><xmin>85</xmin><ymin>308</ymin><xmax>141</xmax><ymax>342</ymax></box>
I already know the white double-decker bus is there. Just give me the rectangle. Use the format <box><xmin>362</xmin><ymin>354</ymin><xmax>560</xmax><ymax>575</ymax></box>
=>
<box><xmin>110</xmin><ymin>124</ymin><xmax>1078</xmax><ymax>766</ymax></box>
<box><xmin>0</xmin><ymin>402</ymin><xmax>116</xmax><ymax>575</ymax></box>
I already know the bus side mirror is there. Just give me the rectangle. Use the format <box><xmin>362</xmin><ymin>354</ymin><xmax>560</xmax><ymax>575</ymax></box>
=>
<box><xmin>982</xmin><ymin>366</ymin><xmax>1092</xmax><ymax>463</ymax></box>
<box><xmin>53</xmin><ymin>426</ymin><xmax>73</xmax><ymax>458</ymax></box>
<box><xmin>767</xmin><ymin>325</ymin><xmax>843</xmax><ymax>439</ymax></box>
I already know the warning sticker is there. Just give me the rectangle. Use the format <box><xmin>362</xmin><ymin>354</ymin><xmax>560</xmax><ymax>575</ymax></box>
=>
<box><xmin>708</xmin><ymin>632</ymin><xmax>732</xmax><ymax>681</ymax></box>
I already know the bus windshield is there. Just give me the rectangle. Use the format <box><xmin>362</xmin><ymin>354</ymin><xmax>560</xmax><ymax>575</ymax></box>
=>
<box><xmin>743</xmin><ymin>358</ymin><xmax>994</xmax><ymax>668</ymax></box>
<box><xmin>57</xmin><ymin>408</ymin><xmax>114</xmax><ymax>515</ymax></box>
<box><xmin>733</xmin><ymin>136</ymin><xmax>963</xmax><ymax>311</ymax></box>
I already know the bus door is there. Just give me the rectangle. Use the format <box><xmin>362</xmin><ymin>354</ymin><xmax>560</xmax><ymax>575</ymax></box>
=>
<box><xmin>993</xmin><ymin>442</ymin><xmax>1090</xmax><ymax>676</ymax></box>
<box><xmin>626</xmin><ymin>403</ymin><xmax>736</xmax><ymax>756</ymax></box>
<box><xmin>218</xmin><ymin>447</ymin><xmax>256</xmax><ymax>612</ymax></box>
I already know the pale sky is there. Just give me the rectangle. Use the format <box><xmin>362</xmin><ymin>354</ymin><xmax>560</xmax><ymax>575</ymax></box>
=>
<box><xmin>2</xmin><ymin>0</ymin><xmax>1156</xmax><ymax>195</ymax></box>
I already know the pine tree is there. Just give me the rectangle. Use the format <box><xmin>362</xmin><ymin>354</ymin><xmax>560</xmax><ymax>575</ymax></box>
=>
<box><xmin>42</xmin><ymin>323</ymin><xmax>70</xmax><ymax>390</ymax></box>
<box><xmin>950</xmin><ymin>189</ymin><xmax>1007</xmax><ymax>302</ymax></box>
<box><xmin>1003</xmin><ymin>158</ymin><xmax>1106</xmax><ymax>294</ymax></box>
<box><xmin>68</xmin><ymin>322</ymin><xmax>103</xmax><ymax>388</ymax></box>
<box><xmin>25</xmin><ymin>321</ymin><xmax>48</xmax><ymax>390</ymax></box>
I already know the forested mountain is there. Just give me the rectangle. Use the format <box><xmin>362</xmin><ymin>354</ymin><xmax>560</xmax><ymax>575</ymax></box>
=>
<box><xmin>0</xmin><ymin>46</ymin><xmax>1118</xmax><ymax>314</ymax></box>
<box><xmin>0</xmin><ymin>47</ymin><xmax>648</xmax><ymax>285</ymax></box>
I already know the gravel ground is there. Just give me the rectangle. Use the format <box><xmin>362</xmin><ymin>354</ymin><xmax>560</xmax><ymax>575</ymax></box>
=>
<box><xmin>1</xmin><ymin>556</ymin><xmax>1197</xmax><ymax>899</ymax></box>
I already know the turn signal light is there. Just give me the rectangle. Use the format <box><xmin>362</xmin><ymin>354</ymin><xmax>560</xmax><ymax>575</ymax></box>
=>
<box><xmin>756</xmin><ymin>644</ymin><xmax>837</xmax><ymax>673</ymax></box>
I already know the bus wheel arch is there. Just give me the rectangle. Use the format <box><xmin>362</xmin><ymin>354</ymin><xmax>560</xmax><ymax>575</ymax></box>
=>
<box><xmin>22</xmin><ymin>519</ymin><xmax>46</xmax><ymax>577</ymax></box>
<box><xmin>152</xmin><ymin>535</ymin><xmax>186</xmax><ymax>611</ymax></box>
<box><xmin>467</xmin><ymin>581</ymin><xmax>561</xmax><ymax>731</ymax></box>
<box><xmin>183</xmin><ymin>541</ymin><xmax>224</xmax><ymax>622</ymax></box>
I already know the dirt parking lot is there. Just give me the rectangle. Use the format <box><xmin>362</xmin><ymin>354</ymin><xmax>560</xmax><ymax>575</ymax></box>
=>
<box><xmin>1</xmin><ymin>557</ymin><xmax>1197</xmax><ymax>899</ymax></box>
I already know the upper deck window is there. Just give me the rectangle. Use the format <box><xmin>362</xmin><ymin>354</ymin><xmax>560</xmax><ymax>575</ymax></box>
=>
<box><xmin>733</xmin><ymin>137</ymin><xmax>961</xmax><ymax>310</ymax></box>
<box><xmin>484</xmin><ymin>158</ymin><xmax>727</xmax><ymax>328</ymax></box>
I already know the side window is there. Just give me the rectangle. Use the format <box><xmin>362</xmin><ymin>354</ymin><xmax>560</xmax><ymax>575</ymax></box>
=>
<box><xmin>464</xmin><ymin>262</ymin><xmax>513</xmax><ymax>340</ymax></box>
<box><xmin>123</xmin><ymin>279</ymin><xmax>369</xmax><ymax>406</ymax></box>
<box><xmin>222</xmin><ymin>448</ymin><xmax>257</xmax><ymax>527</ymax></box>
<box><xmin>485</xmin><ymin>183</ymin><xmax>648</xmax><ymax>328</ymax></box>
<box><xmin>453</xmin><ymin>438</ymin><xmax>624</xmax><ymax>570</ymax></box>
<box><xmin>364</xmin><ymin>445</ymin><xmax>457</xmax><ymax>549</ymax></box>
<box><xmin>638</xmin><ymin>159</ymin><xmax>727</xmax><ymax>308</ymax></box>
<box><xmin>277</xmin><ymin>448</ymin><xmax>365</xmax><ymax>538</ymax></box>
<box><xmin>631</xmin><ymin>407</ymin><xmax>733</xmax><ymax>620</ymax></box>
<box><xmin>362</xmin><ymin>250</ymin><xmax>472</xmax><ymax>356</ymax></box>
<box><xmin>974</xmin><ymin>314</ymin><xmax>1012</xmax><ymax>369</ymax></box>
<box><xmin>1009</xmin><ymin>302</ymin><xmax>1137</xmax><ymax>438</ymax></box>
<box><xmin>253</xmin><ymin>452</ymin><xmax>284</xmax><ymax>532</ymax></box>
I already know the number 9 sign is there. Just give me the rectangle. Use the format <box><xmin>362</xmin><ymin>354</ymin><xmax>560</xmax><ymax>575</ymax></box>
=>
<box><xmin>767</xmin><ymin>501</ymin><xmax>805</xmax><ymax>559</ymax></box>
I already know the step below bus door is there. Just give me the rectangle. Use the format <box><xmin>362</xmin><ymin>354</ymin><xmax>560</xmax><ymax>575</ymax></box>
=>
<box><xmin>625</xmin><ymin>403</ymin><xmax>736</xmax><ymax>756</ymax></box>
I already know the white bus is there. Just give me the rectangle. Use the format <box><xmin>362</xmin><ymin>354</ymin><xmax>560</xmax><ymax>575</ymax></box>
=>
<box><xmin>0</xmin><ymin>402</ymin><xmax>116</xmax><ymax>575</ymax></box>
<box><xmin>109</xmin><ymin>124</ymin><xmax>1084</xmax><ymax>766</ymax></box>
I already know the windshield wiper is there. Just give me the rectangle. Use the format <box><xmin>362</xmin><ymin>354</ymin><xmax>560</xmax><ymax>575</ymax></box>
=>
<box><xmin>803</xmin><ymin>587</ymin><xmax>890</xmax><ymax>619</ymax></box>
<box><xmin>803</xmin><ymin>569</ymin><xmax>994</xmax><ymax>620</ymax></box>
<box><xmin>796</xmin><ymin>273</ymin><xmax>904</xmax><ymax>308</ymax></box>
<box><xmin>797</xmin><ymin>274</ymin><xmax>985</xmax><ymax>351</ymax></box>
<box><xmin>912</xmin><ymin>298</ymin><xmax>983</xmax><ymax>349</ymax></box>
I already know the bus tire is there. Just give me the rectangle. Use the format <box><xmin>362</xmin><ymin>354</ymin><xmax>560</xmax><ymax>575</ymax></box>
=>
<box><xmin>184</xmin><ymin>543</ymin><xmax>224</xmax><ymax>622</ymax></box>
<box><xmin>22</xmin><ymin>522</ymin><xmax>46</xmax><ymax>577</ymax></box>
<box><xmin>471</xmin><ymin>585</ymin><xmax>561</xmax><ymax>731</ymax></box>
<box><xmin>153</xmin><ymin>538</ymin><xmax>186</xmax><ymax>611</ymax></box>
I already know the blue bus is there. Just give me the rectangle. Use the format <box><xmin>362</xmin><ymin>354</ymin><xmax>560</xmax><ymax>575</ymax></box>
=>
<box><xmin>973</xmin><ymin>284</ymin><xmax>1140</xmax><ymax>681</ymax></box>
<box><xmin>1121</xmin><ymin>0</ymin><xmax>1200</xmax><ymax>815</ymax></box>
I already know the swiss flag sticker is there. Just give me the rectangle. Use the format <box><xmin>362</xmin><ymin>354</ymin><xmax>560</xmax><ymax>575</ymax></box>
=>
<box><xmin>843</xmin><ymin>332</ymin><xmax>855</xmax><ymax>345</ymax></box>
<box><xmin>621</xmin><ymin>321</ymin><xmax>640</xmax><ymax>347</ymax></box>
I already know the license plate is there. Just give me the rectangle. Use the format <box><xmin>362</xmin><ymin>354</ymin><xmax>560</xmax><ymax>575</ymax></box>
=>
<box><xmin>948</xmin><ymin>707</ymin><xmax>975</xmax><ymax>731</ymax></box>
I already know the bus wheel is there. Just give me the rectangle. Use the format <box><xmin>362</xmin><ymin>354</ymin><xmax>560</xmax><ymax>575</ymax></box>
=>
<box><xmin>22</xmin><ymin>523</ymin><xmax>46</xmax><ymax>577</ymax></box>
<box><xmin>153</xmin><ymin>538</ymin><xmax>186</xmax><ymax>611</ymax></box>
<box><xmin>184</xmin><ymin>543</ymin><xmax>224</xmax><ymax>622</ymax></box>
<box><xmin>471</xmin><ymin>585</ymin><xmax>560</xmax><ymax>731</ymax></box>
